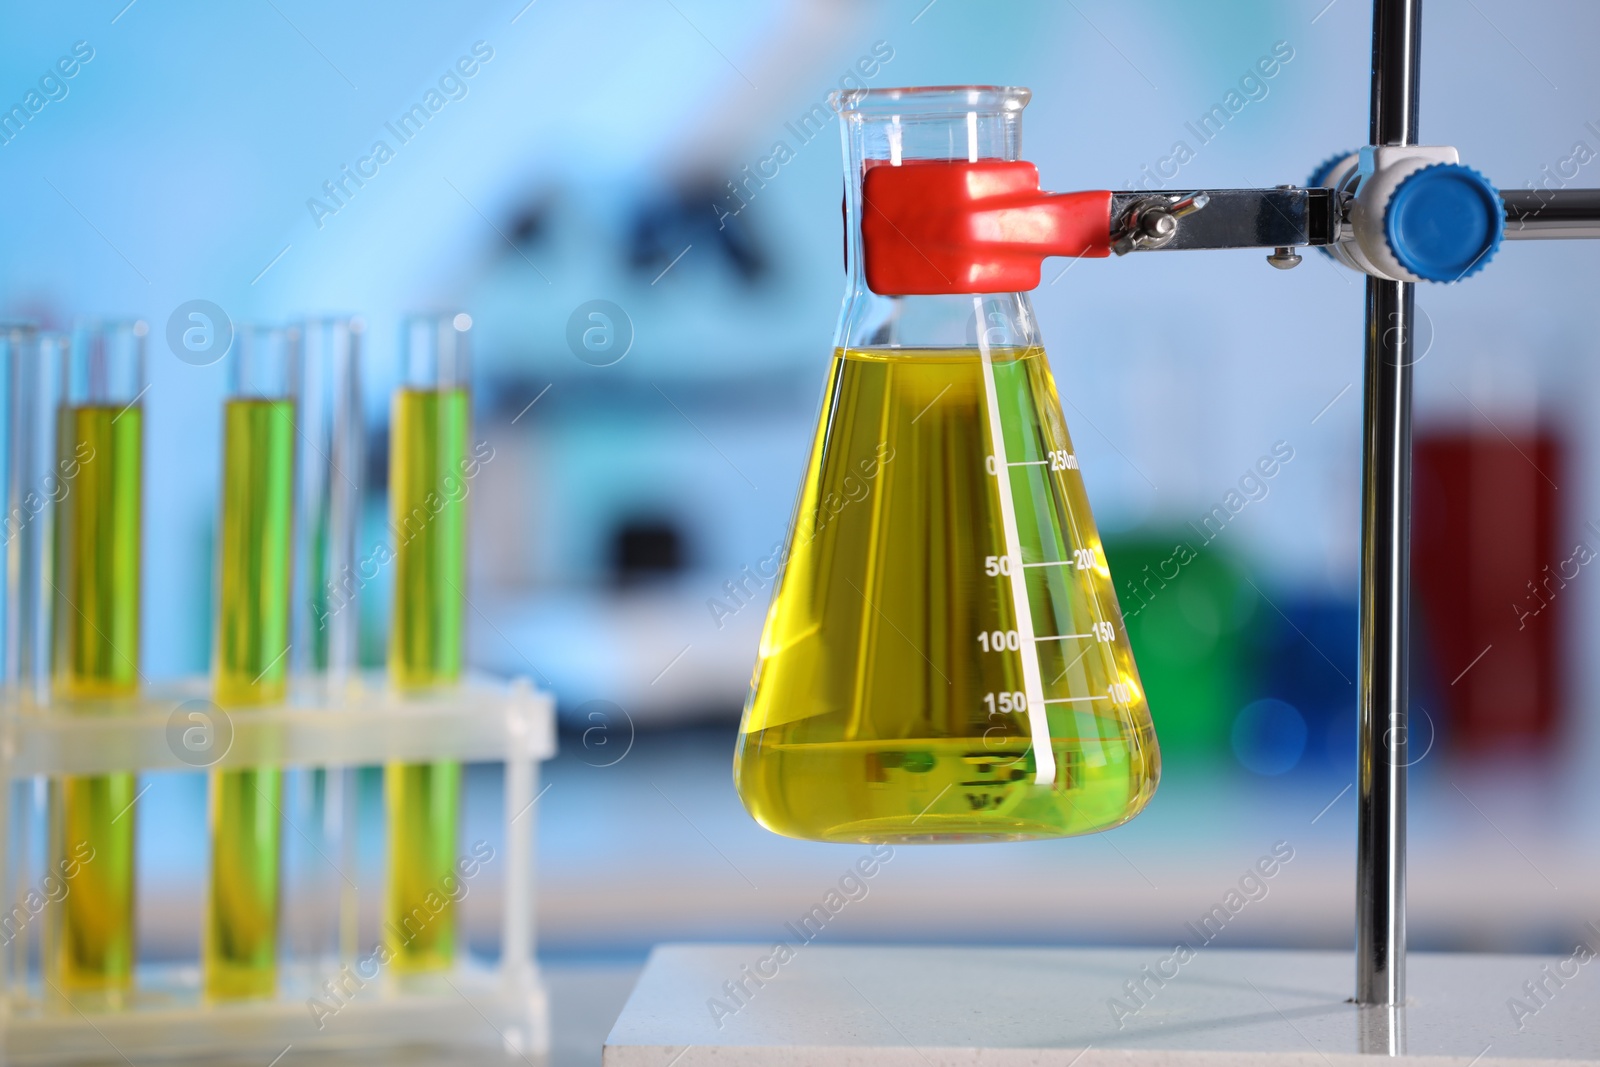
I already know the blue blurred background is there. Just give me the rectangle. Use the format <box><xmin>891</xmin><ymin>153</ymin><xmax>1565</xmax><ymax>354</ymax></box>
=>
<box><xmin>5</xmin><ymin>0</ymin><xmax>1600</xmax><ymax>1043</ymax></box>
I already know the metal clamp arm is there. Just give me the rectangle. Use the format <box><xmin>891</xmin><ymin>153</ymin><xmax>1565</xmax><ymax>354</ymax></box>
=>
<box><xmin>1116</xmin><ymin>183</ymin><xmax>1600</xmax><ymax>268</ymax></box>
<box><xmin>1110</xmin><ymin>188</ymin><xmax>1336</xmax><ymax>251</ymax></box>
<box><xmin>855</xmin><ymin>157</ymin><xmax>1600</xmax><ymax>294</ymax></box>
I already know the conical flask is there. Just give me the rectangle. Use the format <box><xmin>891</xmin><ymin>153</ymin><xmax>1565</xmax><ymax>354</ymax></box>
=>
<box><xmin>734</xmin><ymin>86</ymin><xmax>1159</xmax><ymax>843</ymax></box>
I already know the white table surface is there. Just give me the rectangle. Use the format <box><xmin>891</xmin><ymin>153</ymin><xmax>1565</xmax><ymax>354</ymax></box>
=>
<box><xmin>604</xmin><ymin>944</ymin><xmax>1600</xmax><ymax>1065</ymax></box>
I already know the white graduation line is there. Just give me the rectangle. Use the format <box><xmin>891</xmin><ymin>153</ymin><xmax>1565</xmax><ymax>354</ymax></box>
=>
<box><xmin>974</xmin><ymin>297</ymin><xmax>1055</xmax><ymax>788</ymax></box>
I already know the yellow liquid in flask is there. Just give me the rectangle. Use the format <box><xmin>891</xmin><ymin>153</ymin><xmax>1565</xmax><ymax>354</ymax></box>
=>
<box><xmin>735</xmin><ymin>347</ymin><xmax>1159</xmax><ymax>843</ymax></box>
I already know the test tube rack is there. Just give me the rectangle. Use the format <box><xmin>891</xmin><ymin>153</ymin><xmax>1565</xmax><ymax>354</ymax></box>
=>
<box><xmin>0</xmin><ymin>673</ymin><xmax>554</xmax><ymax>1066</ymax></box>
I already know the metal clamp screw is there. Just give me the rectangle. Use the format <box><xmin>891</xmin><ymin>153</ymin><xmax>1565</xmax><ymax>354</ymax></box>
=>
<box><xmin>1267</xmin><ymin>185</ymin><xmax>1304</xmax><ymax>269</ymax></box>
<box><xmin>1111</xmin><ymin>192</ymin><xmax>1209</xmax><ymax>255</ymax></box>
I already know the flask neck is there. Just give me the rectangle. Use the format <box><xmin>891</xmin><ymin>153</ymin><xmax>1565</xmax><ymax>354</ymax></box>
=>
<box><xmin>832</xmin><ymin>87</ymin><xmax>1041</xmax><ymax>353</ymax></box>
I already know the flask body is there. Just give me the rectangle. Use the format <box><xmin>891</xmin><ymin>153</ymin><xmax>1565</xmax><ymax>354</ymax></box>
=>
<box><xmin>735</xmin><ymin>88</ymin><xmax>1159</xmax><ymax>843</ymax></box>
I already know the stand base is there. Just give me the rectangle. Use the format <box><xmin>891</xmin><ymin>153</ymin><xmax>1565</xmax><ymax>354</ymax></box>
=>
<box><xmin>604</xmin><ymin>945</ymin><xmax>1598</xmax><ymax>1065</ymax></box>
<box><xmin>8</xmin><ymin>962</ymin><xmax>546</xmax><ymax>1065</ymax></box>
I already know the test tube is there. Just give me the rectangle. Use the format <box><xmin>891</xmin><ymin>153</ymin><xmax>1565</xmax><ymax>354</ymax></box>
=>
<box><xmin>3</xmin><ymin>324</ymin><xmax>45</xmax><ymax>693</ymax></box>
<box><xmin>3</xmin><ymin>323</ymin><xmax>43</xmax><ymax>1000</ymax></box>
<box><xmin>48</xmin><ymin>320</ymin><xmax>146</xmax><ymax>996</ymax></box>
<box><xmin>286</xmin><ymin>316</ymin><xmax>363</xmax><ymax>973</ymax></box>
<box><xmin>205</xmin><ymin>326</ymin><xmax>297</xmax><ymax>999</ymax></box>
<box><xmin>294</xmin><ymin>317</ymin><xmax>364</xmax><ymax>692</ymax></box>
<box><xmin>384</xmin><ymin>313</ymin><xmax>470</xmax><ymax>973</ymax></box>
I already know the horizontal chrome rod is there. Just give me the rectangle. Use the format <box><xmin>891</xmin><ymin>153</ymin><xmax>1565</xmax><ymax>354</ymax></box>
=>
<box><xmin>1113</xmin><ymin>187</ymin><xmax>1600</xmax><ymax>250</ymax></box>
<box><xmin>1501</xmin><ymin>189</ymin><xmax>1600</xmax><ymax>239</ymax></box>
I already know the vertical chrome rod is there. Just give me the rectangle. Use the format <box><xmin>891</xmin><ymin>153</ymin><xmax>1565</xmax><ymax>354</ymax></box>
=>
<box><xmin>1356</xmin><ymin>0</ymin><xmax>1420</xmax><ymax>1009</ymax></box>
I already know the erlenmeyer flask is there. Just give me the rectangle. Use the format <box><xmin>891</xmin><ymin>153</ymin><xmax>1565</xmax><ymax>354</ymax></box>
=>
<box><xmin>734</xmin><ymin>86</ymin><xmax>1159</xmax><ymax>843</ymax></box>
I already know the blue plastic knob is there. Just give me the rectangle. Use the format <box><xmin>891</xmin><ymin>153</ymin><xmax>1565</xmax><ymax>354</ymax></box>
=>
<box><xmin>1307</xmin><ymin>151</ymin><xmax>1355</xmax><ymax>259</ymax></box>
<box><xmin>1383</xmin><ymin>163</ymin><xmax>1503</xmax><ymax>282</ymax></box>
<box><xmin>1307</xmin><ymin>150</ymin><xmax>1354</xmax><ymax>190</ymax></box>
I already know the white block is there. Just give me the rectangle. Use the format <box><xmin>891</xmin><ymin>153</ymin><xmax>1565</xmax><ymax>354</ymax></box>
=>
<box><xmin>605</xmin><ymin>944</ymin><xmax>1600</xmax><ymax>1065</ymax></box>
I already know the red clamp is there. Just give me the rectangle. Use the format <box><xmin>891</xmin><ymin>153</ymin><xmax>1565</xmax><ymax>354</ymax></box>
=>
<box><xmin>860</xmin><ymin>160</ymin><xmax>1112</xmax><ymax>295</ymax></box>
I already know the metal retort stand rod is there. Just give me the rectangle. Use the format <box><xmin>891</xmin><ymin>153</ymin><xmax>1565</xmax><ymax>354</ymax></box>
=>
<box><xmin>1355</xmin><ymin>0</ymin><xmax>1419</xmax><ymax>1012</ymax></box>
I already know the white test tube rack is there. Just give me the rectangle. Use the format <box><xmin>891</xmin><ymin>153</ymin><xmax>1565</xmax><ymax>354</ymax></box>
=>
<box><xmin>0</xmin><ymin>673</ymin><xmax>555</xmax><ymax>1065</ymax></box>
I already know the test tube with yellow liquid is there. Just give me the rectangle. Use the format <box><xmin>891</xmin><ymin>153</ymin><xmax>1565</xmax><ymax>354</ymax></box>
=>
<box><xmin>204</xmin><ymin>327</ymin><xmax>297</xmax><ymax>999</ymax></box>
<box><xmin>47</xmin><ymin>321</ymin><xmax>145</xmax><ymax>997</ymax></box>
<box><xmin>384</xmin><ymin>314</ymin><xmax>470</xmax><ymax>972</ymax></box>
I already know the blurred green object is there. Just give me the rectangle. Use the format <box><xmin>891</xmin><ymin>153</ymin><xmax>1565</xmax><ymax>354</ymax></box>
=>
<box><xmin>1103</xmin><ymin>532</ymin><xmax>1258</xmax><ymax>760</ymax></box>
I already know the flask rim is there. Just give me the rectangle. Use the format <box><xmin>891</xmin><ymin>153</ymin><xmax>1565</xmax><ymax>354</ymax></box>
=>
<box><xmin>828</xmin><ymin>85</ymin><xmax>1030</xmax><ymax>118</ymax></box>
